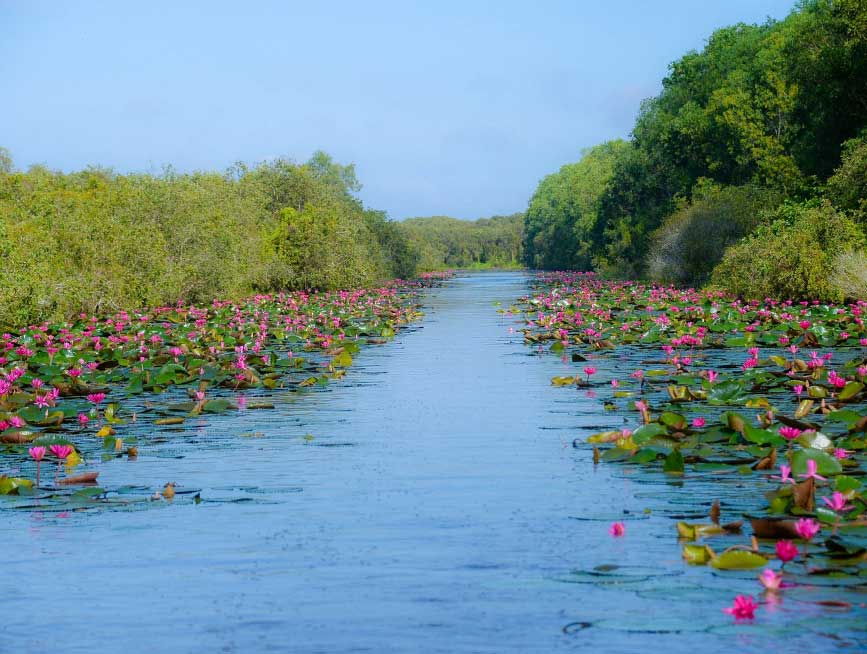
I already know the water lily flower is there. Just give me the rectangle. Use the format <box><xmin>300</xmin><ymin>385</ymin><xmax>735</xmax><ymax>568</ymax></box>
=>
<box><xmin>86</xmin><ymin>392</ymin><xmax>106</xmax><ymax>405</ymax></box>
<box><xmin>706</xmin><ymin>370</ymin><xmax>719</xmax><ymax>383</ymax></box>
<box><xmin>793</xmin><ymin>385</ymin><xmax>804</xmax><ymax>397</ymax></box>
<box><xmin>608</xmin><ymin>522</ymin><xmax>625</xmax><ymax>537</ymax></box>
<box><xmin>779</xmin><ymin>426</ymin><xmax>802</xmax><ymax>441</ymax></box>
<box><xmin>29</xmin><ymin>446</ymin><xmax>46</xmax><ymax>461</ymax></box>
<box><xmin>692</xmin><ymin>417</ymin><xmax>706</xmax><ymax>428</ymax></box>
<box><xmin>10</xmin><ymin>416</ymin><xmax>24</xmax><ymax>428</ymax></box>
<box><xmin>799</xmin><ymin>320</ymin><xmax>812</xmax><ymax>330</ymax></box>
<box><xmin>798</xmin><ymin>459</ymin><xmax>827</xmax><ymax>481</ymax></box>
<box><xmin>78</xmin><ymin>413</ymin><xmax>89</xmax><ymax>426</ymax></box>
<box><xmin>773</xmin><ymin>464</ymin><xmax>795</xmax><ymax>485</ymax></box>
<box><xmin>833</xmin><ymin>448</ymin><xmax>850</xmax><ymax>460</ymax></box>
<box><xmin>49</xmin><ymin>444</ymin><xmax>73</xmax><ymax>460</ymax></box>
<box><xmin>723</xmin><ymin>595</ymin><xmax>757</xmax><ymax>620</ymax></box>
<box><xmin>775</xmin><ymin>540</ymin><xmax>798</xmax><ymax>563</ymax></box>
<box><xmin>795</xmin><ymin>518</ymin><xmax>821</xmax><ymax>541</ymax></box>
<box><xmin>583</xmin><ymin>366</ymin><xmax>597</xmax><ymax>381</ymax></box>
<box><xmin>758</xmin><ymin>568</ymin><xmax>783</xmax><ymax>591</ymax></box>
<box><xmin>821</xmin><ymin>491</ymin><xmax>853</xmax><ymax>513</ymax></box>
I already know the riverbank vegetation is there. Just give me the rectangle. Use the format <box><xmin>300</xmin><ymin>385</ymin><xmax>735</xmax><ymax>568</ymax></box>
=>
<box><xmin>399</xmin><ymin>214</ymin><xmax>524</xmax><ymax>271</ymax></box>
<box><xmin>523</xmin><ymin>0</ymin><xmax>867</xmax><ymax>300</ymax></box>
<box><xmin>0</xmin><ymin>150</ymin><xmax>421</xmax><ymax>326</ymax></box>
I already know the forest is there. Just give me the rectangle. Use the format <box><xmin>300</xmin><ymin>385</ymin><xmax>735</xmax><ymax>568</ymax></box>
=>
<box><xmin>523</xmin><ymin>0</ymin><xmax>867</xmax><ymax>300</ymax></box>
<box><xmin>399</xmin><ymin>214</ymin><xmax>523</xmax><ymax>271</ymax></box>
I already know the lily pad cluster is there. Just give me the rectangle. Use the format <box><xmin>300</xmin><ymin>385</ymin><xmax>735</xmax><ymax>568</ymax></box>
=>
<box><xmin>0</xmin><ymin>275</ymin><xmax>450</xmax><ymax>510</ymax></box>
<box><xmin>514</xmin><ymin>271</ymin><xmax>867</xmax><ymax>620</ymax></box>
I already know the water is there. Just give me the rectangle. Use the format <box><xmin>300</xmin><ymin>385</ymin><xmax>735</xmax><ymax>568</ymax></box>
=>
<box><xmin>4</xmin><ymin>272</ymin><xmax>866</xmax><ymax>653</ymax></box>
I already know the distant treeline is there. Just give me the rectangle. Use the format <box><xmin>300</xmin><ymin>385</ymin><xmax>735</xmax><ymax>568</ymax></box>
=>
<box><xmin>399</xmin><ymin>214</ymin><xmax>523</xmax><ymax>270</ymax></box>
<box><xmin>0</xmin><ymin>150</ymin><xmax>420</xmax><ymax>325</ymax></box>
<box><xmin>523</xmin><ymin>0</ymin><xmax>867</xmax><ymax>300</ymax></box>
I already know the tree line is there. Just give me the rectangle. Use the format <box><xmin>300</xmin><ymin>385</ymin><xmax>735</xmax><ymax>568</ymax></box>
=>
<box><xmin>523</xmin><ymin>0</ymin><xmax>867</xmax><ymax>300</ymax></box>
<box><xmin>0</xmin><ymin>151</ymin><xmax>419</xmax><ymax>326</ymax></box>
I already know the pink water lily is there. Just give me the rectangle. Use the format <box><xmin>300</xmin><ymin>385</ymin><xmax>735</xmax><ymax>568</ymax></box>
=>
<box><xmin>821</xmin><ymin>491</ymin><xmax>853</xmax><ymax>513</ymax></box>
<box><xmin>795</xmin><ymin>518</ymin><xmax>821</xmax><ymax>541</ymax></box>
<box><xmin>798</xmin><ymin>459</ymin><xmax>827</xmax><ymax>481</ymax></box>
<box><xmin>758</xmin><ymin>568</ymin><xmax>783</xmax><ymax>591</ymax></box>
<box><xmin>691</xmin><ymin>417</ymin><xmax>705</xmax><ymax>428</ymax></box>
<box><xmin>49</xmin><ymin>444</ymin><xmax>73</xmax><ymax>459</ymax></box>
<box><xmin>29</xmin><ymin>446</ymin><xmax>46</xmax><ymax>487</ymax></box>
<box><xmin>773</xmin><ymin>464</ymin><xmax>795</xmax><ymax>485</ymax></box>
<box><xmin>775</xmin><ymin>540</ymin><xmax>798</xmax><ymax>564</ymax></box>
<box><xmin>608</xmin><ymin>521</ymin><xmax>625</xmax><ymax>537</ymax></box>
<box><xmin>779</xmin><ymin>426</ymin><xmax>802</xmax><ymax>441</ymax></box>
<box><xmin>723</xmin><ymin>595</ymin><xmax>757</xmax><ymax>620</ymax></box>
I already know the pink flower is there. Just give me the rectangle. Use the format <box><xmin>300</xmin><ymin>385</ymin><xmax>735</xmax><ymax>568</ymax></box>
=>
<box><xmin>775</xmin><ymin>540</ymin><xmax>798</xmax><ymax>563</ymax></box>
<box><xmin>194</xmin><ymin>390</ymin><xmax>205</xmax><ymax>402</ymax></box>
<box><xmin>821</xmin><ymin>491</ymin><xmax>853</xmax><ymax>513</ymax></box>
<box><xmin>779</xmin><ymin>426</ymin><xmax>802</xmax><ymax>441</ymax></box>
<box><xmin>833</xmin><ymin>448</ymin><xmax>850</xmax><ymax>460</ymax></box>
<box><xmin>608</xmin><ymin>522</ymin><xmax>625</xmax><ymax>537</ymax></box>
<box><xmin>86</xmin><ymin>392</ymin><xmax>106</xmax><ymax>405</ymax></box>
<box><xmin>798</xmin><ymin>459</ymin><xmax>827</xmax><ymax>481</ymax></box>
<box><xmin>799</xmin><ymin>320</ymin><xmax>812</xmax><ymax>330</ymax></box>
<box><xmin>29</xmin><ymin>446</ymin><xmax>46</xmax><ymax>461</ymax></box>
<box><xmin>774</xmin><ymin>464</ymin><xmax>795</xmax><ymax>485</ymax></box>
<box><xmin>49</xmin><ymin>444</ymin><xmax>73</xmax><ymax>460</ymax></box>
<box><xmin>795</xmin><ymin>518</ymin><xmax>821</xmax><ymax>541</ymax></box>
<box><xmin>584</xmin><ymin>366</ymin><xmax>597</xmax><ymax>378</ymax></box>
<box><xmin>635</xmin><ymin>400</ymin><xmax>647</xmax><ymax>412</ymax></box>
<box><xmin>10</xmin><ymin>416</ymin><xmax>24</xmax><ymax>428</ymax></box>
<box><xmin>692</xmin><ymin>417</ymin><xmax>706</xmax><ymax>428</ymax></box>
<box><xmin>758</xmin><ymin>568</ymin><xmax>782</xmax><ymax>591</ymax></box>
<box><xmin>793</xmin><ymin>385</ymin><xmax>804</xmax><ymax>397</ymax></box>
<box><xmin>706</xmin><ymin>370</ymin><xmax>719</xmax><ymax>383</ymax></box>
<box><xmin>723</xmin><ymin>595</ymin><xmax>758</xmax><ymax>620</ymax></box>
<box><xmin>77</xmin><ymin>413</ymin><xmax>90</xmax><ymax>426</ymax></box>
<box><xmin>610</xmin><ymin>379</ymin><xmax>619</xmax><ymax>388</ymax></box>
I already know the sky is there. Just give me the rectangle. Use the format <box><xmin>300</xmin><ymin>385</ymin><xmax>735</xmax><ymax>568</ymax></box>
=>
<box><xmin>1</xmin><ymin>0</ymin><xmax>796</xmax><ymax>220</ymax></box>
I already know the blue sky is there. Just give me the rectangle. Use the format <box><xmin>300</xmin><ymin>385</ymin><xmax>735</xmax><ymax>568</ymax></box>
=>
<box><xmin>1</xmin><ymin>0</ymin><xmax>795</xmax><ymax>219</ymax></box>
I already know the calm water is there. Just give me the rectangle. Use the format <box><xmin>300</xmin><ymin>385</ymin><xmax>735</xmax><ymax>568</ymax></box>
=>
<box><xmin>4</xmin><ymin>272</ymin><xmax>865</xmax><ymax>653</ymax></box>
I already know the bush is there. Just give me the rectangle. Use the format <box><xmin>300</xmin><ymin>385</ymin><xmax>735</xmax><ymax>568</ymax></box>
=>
<box><xmin>831</xmin><ymin>250</ymin><xmax>867</xmax><ymax>300</ymax></box>
<box><xmin>710</xmin><ymin>201</ymin><xmax>865</xmax><ymax>301</ymax></box>
<box><xmin>647</xmin><ymin>183</ymin><xmax>781</xmax><ymax>286</ymax></box>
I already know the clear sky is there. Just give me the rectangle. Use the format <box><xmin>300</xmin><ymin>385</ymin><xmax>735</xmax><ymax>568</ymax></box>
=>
<box><xmin>2</xmin><ymin>0</ymin><xmax>795</xmax><ymax>220</ymax></box>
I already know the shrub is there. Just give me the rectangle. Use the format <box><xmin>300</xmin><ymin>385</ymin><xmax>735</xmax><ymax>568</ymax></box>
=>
<box><xmin>647</xmin><ymin>183</ymin><xmax>782</xmax><ymax>286</ymax></box>
<box><xmin>831</xmin><ymin>250</ymin><xmax>867</xmax><ymax>300</ymax></box>
<box><xmin>710</xmin><ymin>201</ymin><xmax>865</xmax><ymax>301</ymax></box>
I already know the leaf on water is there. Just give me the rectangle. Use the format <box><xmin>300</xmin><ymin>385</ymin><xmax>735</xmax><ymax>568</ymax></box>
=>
<box><xmin>709</xmin><ymin>550</ymin><xmax>767</xmax><ymax>570</ymax></box>
<box><xmin>682</xmin><ymin>544</ymin><xmax>714</xmax><ymax>565</ymax></box>
<box><xmin>663</xmin><ymin>449</ymin><xmax>684</xmax><ymax>474</ymax></box>
<box><xmin>154</xmin><ymin>417</ymin><xmax>185</xmax><ymax>425</ymax></box>
<box><xmin>792</xmin><ymin>448</ymin><xmax>842</xmax><ymax>477</ymax></box>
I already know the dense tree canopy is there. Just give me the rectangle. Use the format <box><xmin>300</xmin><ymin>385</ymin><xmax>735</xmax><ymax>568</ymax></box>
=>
<box><xmin>524</xmin><ymin>0</ymin><xmax>867</xmax><ymax>298</ymax></box>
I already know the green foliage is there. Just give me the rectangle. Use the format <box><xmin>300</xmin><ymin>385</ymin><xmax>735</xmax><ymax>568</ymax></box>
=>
<box><xmin>710</xmin><ymin>201</ymin><xmax>865</xmax><ymax>300</ymax></box>
<box><xmin>0</xmin><ymin>152</ymin><xmax>417</xmax><ymax>325</ymax></box>
<box><xmin>523</xmin><ymin>140</ymin><xmax>629</xmax><ymax>270</ymax></box>
<box><xmin>525</xmin><ymin>0</ymin><xmax>867</xmax><ymax>287</ymax></box>
<box><xmin>399</xmin><ymin>214</ymin><xmax>523</xmax><ymax>270</ymax></box>
<box><xmin>827</xmin><ymin>132</ymin><xmax>867</xmax><ymax>217</ymax></box>
<box><xmin>647</xmin><ymin>183</ymin><xmax>782</xmax><ymax>286</ymax></box>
